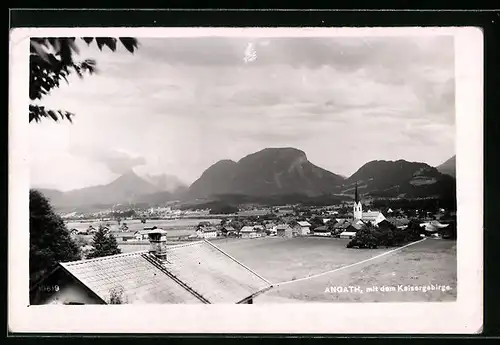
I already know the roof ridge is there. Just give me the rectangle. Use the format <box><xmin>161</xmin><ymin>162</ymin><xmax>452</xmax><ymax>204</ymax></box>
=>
<box><xmin>167</xmin><ymin>240</ymin><xmax>205</xmax><ymax>250</ymax></box>
<box><xmin>61</xmin><ymin>250</ymin><xmax>149</xmax><ymax>266</ymax></box>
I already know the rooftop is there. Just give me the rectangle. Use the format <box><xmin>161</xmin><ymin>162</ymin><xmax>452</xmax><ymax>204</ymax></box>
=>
<box><xmin>240</xmin><ymin>226</ymin><xmax>256</xmax><ymax>233</ymax></box>
<box><xmin>53</xmin><ymin>240</ymin><xmax>272</xmax><ymax>304</ymax></box>
<box><xmin>198</xmin><ymin>226</ymin><xmax>217</xmax><ymax>233</ymax></box>
<box><xmin>60</xmin><ymin>251</ymin><xmax>202</xmax><ymax>304</ymax></box>
<box><xmin>362</xmin><ymin>211</ymin><xmax>384</xmax><ymax>221</ymax></box>
<box><xmin>276</xmin><ymin>224</ymin><xmax>292</xmax><ymax>230</ymax></box>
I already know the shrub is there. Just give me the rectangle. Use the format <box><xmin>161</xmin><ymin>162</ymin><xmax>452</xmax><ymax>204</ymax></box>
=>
<box><xmin>347</xmin><ymin>221</ymin><xmax>422</xmax><ymax>249</ymax></box>
<box><xmin>108</xmin><ymin>286</ymin><xmax>127</xmax><ymax>304</ymax></box>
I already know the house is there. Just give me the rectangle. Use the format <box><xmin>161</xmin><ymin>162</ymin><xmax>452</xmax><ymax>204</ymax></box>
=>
<box><xmin>255</xmin><ymin>227</ymin><xmax>267</xmax><ymax>238</ymax></box>
<box><xmin>276</xmin><ymin>224</ymin><xmax>293</xmax><ymax>238</ymax></box>
<box><xmin>221</xmin><ymin>226</ymin><xmax>237</xmax><ymax>237</ymax></box>
<box><xmin>197</xmin><ymin>221</ymin><xmax>211</xmax><ymax>228</ymax></box>
<box><xmin>240</xmin><ymin>226</ymin><xmax>257</xmax><ymax>239</ymax></box>
<box><xmin>419</xmin><ymin>220</ymin><xmax>449</xmax><ymax>233</ymax></box>
<box><xmin>196</xmin><ymin>226</ymin><xmax>218</xmax><ymax>239</ymax></box>
<box><xmin>386</xmin><ymin>217</ymin><xmax>410</xmax><ymax>230</ymax></box>
<box><xmin>29</xmin><ymin>229</ymin><xmax>273</xmax><ymax>305</ymax></box>
<box><xmin>265</xmin><ymin>223</ymin><xmax>276</xmax><ymax>231</ymax></box>
<box><xmin>135</xmin><ymin>227</ymin><xmax>160</xmax><ymax>241</ymax></box>
<box><xmin>70</xmin><ymin>228</ymin><xmax>87</xmax><ymax>235</ymax></box>
<box><xmin>118</xmin><ymin>232</ymin><xmax>138</xmax><ymax>242</ymax></box>
<box><xmin>253</xmin><ymin>225</ymin><xmax>265</xmax><ymax>231</ymax></box>
<box><xmin>313</xmin><ymin>226</ymin><xmax>331</xmax><ymax>237</ymax></box>
<box><xmin>322</xmin><ymin>218</ymin><xmax>332</xmax><ymax>225</ymax></box>
<box><xmin>294</xmin><ymin>221</ymin><xmax>311</xmax><ymax>236</ymax></box>
<box><xmin>340</xmin><ymin>231</ymin><xmax>357</xmax><ymax>239</ymax></box>
<box><xmin>332</xmin><ymin>219</ymin><xmax>351</xmax><ymax>236</ymax></box>
<box><xmin>345</xmin><ymin>221</ymin><xmax>365</xmax><ymax>233</ymax></box>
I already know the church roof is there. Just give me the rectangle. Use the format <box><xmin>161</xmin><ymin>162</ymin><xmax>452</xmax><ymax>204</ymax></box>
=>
<box><xmin>362</xmin><ymin>211</ymin><xmax>383</xmax><ymax>221</ymax></box>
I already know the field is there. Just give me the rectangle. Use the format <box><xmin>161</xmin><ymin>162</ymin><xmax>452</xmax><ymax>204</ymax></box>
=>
<box><xmin>214</xmin><ymin>237</ymin><xmax>457</xmax><ymax>303</ymax></box>
<box><xmin>66</xmin><ymin>218</ymin><xmax>221</xmax><ymax>234</ymax></box>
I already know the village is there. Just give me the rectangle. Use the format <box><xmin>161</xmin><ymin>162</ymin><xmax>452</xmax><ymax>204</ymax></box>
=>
<box><xmin>31</xmin><ymin>183</ymin><xmax>457</xmax><ymax>306</ymax></box>
<box><xmin>67</xmin><ymin>184</ymin><xmax>457</xmax><ymax>254</ymax></box>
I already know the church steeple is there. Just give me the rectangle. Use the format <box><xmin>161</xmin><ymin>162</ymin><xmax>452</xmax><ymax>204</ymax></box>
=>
<box><xmin>355</xmin><ymin>181</ymin><xmax>359</xmax><ymax>204</ymax></box>
<box><xmin>353</xmin><ymin>181</ymin><xmax>362</xmax><ymax>220</ymax></box>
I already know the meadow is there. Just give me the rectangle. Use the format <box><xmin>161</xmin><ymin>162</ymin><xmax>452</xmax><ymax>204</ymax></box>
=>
<box><xmin>66</xmin><ymin>218</ymin><xmax>222</xmax><ymax>233</ymax></box>
<box><xmin>214</xmin><ymin>237</ymin><xmax>457</xmax><ymax>303</ymax></box>
<box><xmin>215</xmin><ymin>237</ymin><xmax>389</xmax><ymax>283</ymax></box>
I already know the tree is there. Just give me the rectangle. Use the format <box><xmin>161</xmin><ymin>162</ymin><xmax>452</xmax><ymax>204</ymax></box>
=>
<box><xmin>108</xmin><ymin>286</ymin><xmax>127</xmax><ymax>304</ymax></box>
<box><xmin>309</xmin><ymin>216</ymin><xmax>324</xmax><ymax>229</ymax></box>
<box><xmin>87</xmin><ymin>226</ymin><xmax>122</xmax><ymax>259</ymax></box>
<box><xmin>30</xmin><ymin>189</ymin><xmax>81</xmax><ymax>284</ymax></box>
<box><xmin>30</xmin><ymin>37</ymin><xmax>139</xmax><ymax>123</ymax></box>
<box><xmin>326</xmin><ymin>219</ymin><xmax>337</xmax><ymax>232</ymax></box>
<box><xmin>347</xmin><ymin>226</ymin><xmax>378</xmax><ymax>249</ymax></box>
<box><xmin>406</xmin><ymin>219</ymin><xmax>423</xmax><ymax>240</ymax></box>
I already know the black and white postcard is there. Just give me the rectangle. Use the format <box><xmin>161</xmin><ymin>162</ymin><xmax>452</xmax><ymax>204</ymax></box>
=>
<box><xmin>9</xmin><ymin>27</ymin><xmax>483</xmax><ymax>333</ymax></box>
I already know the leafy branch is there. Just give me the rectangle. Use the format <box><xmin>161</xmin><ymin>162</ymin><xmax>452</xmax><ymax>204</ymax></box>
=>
<box><xmin>29</xmin><ymin>37</ymin><xmax>138</xmax><ymax>123</ymax></box>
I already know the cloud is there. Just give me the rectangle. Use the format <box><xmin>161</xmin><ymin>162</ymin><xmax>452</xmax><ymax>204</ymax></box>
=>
<box><xmin>30</xmin><ymin>34</ymin><xmax>456</xmax><ymax>188</ymax></box>
<box><xmin>70</xmin><ymin>145</ymin><xmax>147</xmax><ymax>175</ymax></box>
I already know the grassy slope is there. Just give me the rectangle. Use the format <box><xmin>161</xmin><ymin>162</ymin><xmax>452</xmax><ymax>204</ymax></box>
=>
<box><xmin>260</xmin><ymin>238</ymin><xmax>457</xmax><ymax>303</ymax></box>
<box><xmin>215</xmin><ymin>237</ymin><xmax>389</xmax><ymax>283</ymax></box>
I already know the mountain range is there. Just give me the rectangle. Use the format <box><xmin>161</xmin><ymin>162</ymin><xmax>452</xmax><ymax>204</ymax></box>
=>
<box><xmin>33</xmin><ymin>147</ymin><xmax>456</xmax><ymax>211</ymax></box>
<box><xmin>36</xmin><ymin>171</ymin><xmax>187</xmax><ymax>211</ymax></box>
<box><xmin>188</xmin><ymin>148</ymin><xmax>344</xmax><ymax>198</ymax></box>
<box><xmin>436</xmin><ymin>155</ymin><xmax>456</xmax><ymax>178</ymax></box>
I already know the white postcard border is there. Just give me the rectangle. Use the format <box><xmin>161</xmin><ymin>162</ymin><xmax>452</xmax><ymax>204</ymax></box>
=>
<box><xmin>8</xmin><ymin>26</ymin><xmax>483</xmax><ymax>334</ymax></box>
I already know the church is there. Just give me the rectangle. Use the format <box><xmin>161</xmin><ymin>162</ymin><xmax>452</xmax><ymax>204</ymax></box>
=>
<box><xmin>352</xmin><ymin>182</ymin><xmax>386</xmax><ymax>226</ymax></box>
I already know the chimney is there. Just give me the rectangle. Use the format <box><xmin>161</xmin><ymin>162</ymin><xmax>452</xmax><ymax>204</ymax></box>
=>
<box><xmin>147</xmin><ymin>228</ymin><xmax>168</xmax><ymax>260</ymax></box>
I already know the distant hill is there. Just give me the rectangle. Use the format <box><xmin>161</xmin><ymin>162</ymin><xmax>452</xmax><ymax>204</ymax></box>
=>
<box><xmin>141</xmin><ymin>173</ymin><xmax>188</xmax><ymax>193</ymax></box>
<box><xmin>33</xmin><ymin>151</ymin><xmax>457</xmax><ymax>212</ymax></box>
<box><xmin>436</xmin><ymin>155</ymin><xmax>456</xmax><ymax>177</ymax></box>
<box><xmin>342</xmin><ymin>160</ymin><xmax>456</xmax><ymax>199</ymax></box>
<box><xmin>33</xmin><ymin>188</ymin><xmax>65</xmax><ymax>204</ymax></box>
<box><xmin>188</xmin><ymin>148</ymin><xmax>345</xmax><ymax>198</ymax></box>
<box><xmin>32</xmin><ymin>170</ymin><xmax>184</xmax><ymax>211</ymax></box>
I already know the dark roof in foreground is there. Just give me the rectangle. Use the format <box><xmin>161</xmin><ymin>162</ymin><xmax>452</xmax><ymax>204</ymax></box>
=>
<box><xmin>52</xmin><ymin>240</ymin><xmax>272</xmax><ymax>304</ymax></box>
<box><xmin>61</xmin><ymin>252</ymin><xmax>202</xmax><ymax>304</ymax></box>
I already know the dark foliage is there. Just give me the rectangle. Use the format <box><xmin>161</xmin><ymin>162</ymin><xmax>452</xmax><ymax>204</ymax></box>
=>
<box><xmin>30</xmin><ymin>190</ymin><xmax>81</xmax><ymax>284</ymax></box>
<box><xmin>347</xmin><ymin>220</ymin><xmax>422</xmax><ymax>249</ymax></box>
<box><xmin>208</xmin><ymin>203</ymin><xmax>239</xmax><ymax>214</ymax></box>
<box><xmin>309</xmin><ymin>216</ymin><xmax>324</xmax><ymax>229</ymax></box>
<box><xmin>371</xmin><ymin>197</ymin><xmax>456</xmax><ymax>214</ymax></box>
<box><xmin>184</xmin><ymin>193</ymin><xmax>347</xmax><ymax>210</ymax></box>
<box><xmin>30</xmin><ymin>37</ymin><xmax>138</xmax><ymax>123</ymax></box>
<box><xmin>87</xmin><ymin>225</ymin><xmax>122</xmax><ymax>259</ymax></box>
<box><xmin>346</xmin><ymin>160</ymin><xmax>456</xmax><ymax>200</ymax></box>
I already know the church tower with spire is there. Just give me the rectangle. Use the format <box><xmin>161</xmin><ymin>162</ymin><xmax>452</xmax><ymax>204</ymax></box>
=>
<box><xmin>353</xmin><ymin>182</ymin><xmax>363</xmax><ymax>220</ymax></box>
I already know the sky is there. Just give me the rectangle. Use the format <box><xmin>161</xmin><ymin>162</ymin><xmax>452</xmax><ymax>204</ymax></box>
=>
<box><xmin>29</xmin><ymin>34</ymin><xmax>456</xmax><ymax>191</ymax></box>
